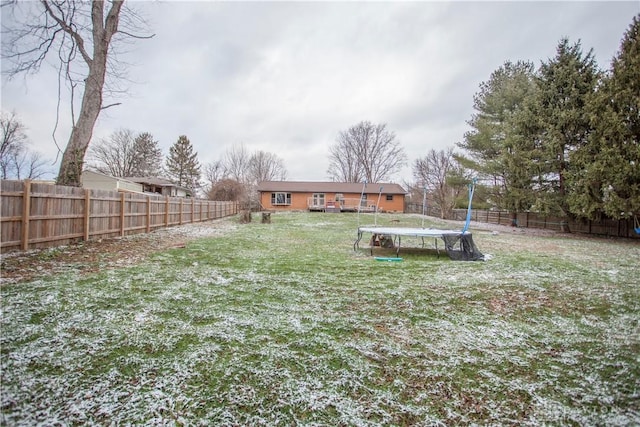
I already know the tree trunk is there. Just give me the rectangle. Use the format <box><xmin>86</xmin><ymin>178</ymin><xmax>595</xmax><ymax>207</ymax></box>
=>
<box><xmin>240</xmin><ymin>210</ymin><xmax>252</xmax><ymax>224</ymax></box>
<box><xmin>56</xmin><ymin>0</ymin><xmax>123</xmax><ymax>187</ymax></box>
<box><xmin>56</xmin><ymin>70</ymin><xmax>105</xmax><ymax>186</ymax></box>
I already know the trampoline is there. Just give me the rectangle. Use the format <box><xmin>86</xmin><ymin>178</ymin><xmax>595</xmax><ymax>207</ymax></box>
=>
<box><xmin>354</xmin><ymin>226</ymin><xmax>484</xmax><ymax>261</ymax></box>
<box><xmin>353</xmin><ymin>179</ymin><xmax>485</xmax><ymax>261</ymax></box>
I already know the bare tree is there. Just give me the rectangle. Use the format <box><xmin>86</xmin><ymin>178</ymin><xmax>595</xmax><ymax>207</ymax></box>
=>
<box><xmin>203</xmin><ymin>160</ymin><xmax>224</xmax><ymax>184</ymax></box>
<box><xmin>413</xmin><ymin>148</ymin><xmax>465</xmax><ymax>219</ymax></box>
<box><xmin>2</xmin><ymin>0</ymin><xmax>153</xmax><ymax>186</ymax></box>
<box><xmin>88</xmin><ymin>128</ymin><xmax>137</xmax><ymax>177</ymax></box>
<box><xmin>327</xmin><ymin>135</ymin><xmax>361</xmax><ymax>183</ymax></box>
<box><xmin>11</xmin><ymin>151</ymin><xmax>50</xmax><ymax>180</ymax></box>
<box><xmin>221</xmin><ymin>144</ymin><xmax>251</xmax><ymax>183</ymax></box>
<box><xmin>89</xmin><ymin>129</ymin><xmax>162</xmax><ymax>177</ymax></box>
<box><xmin>201</xmin><ymin>160</ymin><xmax>224</xmax><ymax>196</ymax></box>
<box><xmin>327</xmin><ymin>121</ymin><xmax>407</xmax><ymax>183</ymax></box>
<box><xmin>248</xmin><ymin>150</ymin><xmax>287</xmax><ymax>183</ymax></box>
<box><xmin>0</xmin><ymin>111</ymin><xmax>28</xmax><ymax>179</ymax></box>
<box><xmin>207</xmin><ymin>178</ymin><xmax>246</xmax><ymax>202</ymax></box>
<box><xmin>0</xmin><ymin>111</ymin><xmax>50</xmax><ymax>179</ymax></box>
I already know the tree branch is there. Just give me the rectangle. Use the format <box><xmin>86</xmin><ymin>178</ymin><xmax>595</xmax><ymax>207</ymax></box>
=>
<box><xmin>41</xmin><ymin>0</ymin><xmax>93</xmax><ymax>66</ymax></box>
<box><xmin>117</xmin><ymin>30</ymin><xmax>155</xmax><ymax>39</ymax></box>
<box><xmin>101</xmin><ymin>102</ymin><xmax>122</xmax><ymax>110</ymax></box>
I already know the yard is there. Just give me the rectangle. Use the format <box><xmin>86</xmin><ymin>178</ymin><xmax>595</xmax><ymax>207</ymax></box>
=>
<box><xmin>1</xmin><ymin>212</ymin><xmax>639</xmax><ymax>425</ymax></box>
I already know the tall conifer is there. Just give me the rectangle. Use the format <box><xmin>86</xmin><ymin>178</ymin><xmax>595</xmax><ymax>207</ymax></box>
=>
<box><xmin>457</xmin><ymin>60</ymin><xmax>537</xmax><ymax>211</ymax></box>
<box><xmin>568</xmin><ymin>15</ymin><xmax>640</xmax><ymax>220</ymax></box>
<box><xmin>166</xmin><ymin>135</ymin><xmax>201</xmax><ymax>192</ymax></box>
<box><xmin>531</xmin><ymin>38</ymin><xmax>600</xmax><ymax>216</ymax></box>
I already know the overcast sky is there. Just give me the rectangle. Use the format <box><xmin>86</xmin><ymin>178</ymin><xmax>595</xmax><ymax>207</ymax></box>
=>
<box><xmin>2</xmin><ymin>1</ymin><xmax>638</xmax><ymax>184</ymax></box>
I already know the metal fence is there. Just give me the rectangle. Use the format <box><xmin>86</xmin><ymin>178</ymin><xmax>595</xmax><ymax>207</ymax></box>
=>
<box><xmin>1</xmin><ymin>180</ymin><xmax>239</xmax><ymax>252</ymax></box>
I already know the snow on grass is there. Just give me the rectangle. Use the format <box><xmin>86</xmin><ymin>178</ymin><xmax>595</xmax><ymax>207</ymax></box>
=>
<box><xmin>2</xmin><ymin>212</ymin><xmax>639</xmax><ymax>425</ymax></box>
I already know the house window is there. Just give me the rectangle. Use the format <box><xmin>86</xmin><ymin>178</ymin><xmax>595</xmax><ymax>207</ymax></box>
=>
<box><xmin>360</xmin><ymin>194</ymin><xmax>367</xmax><ymax>207</ymax></box>
<box><xmin>335</xmin><ymin>193</ymin><xmax>344</xmax><ymax>202</ymax></box>
<box><xmin>271</xmin><ymin>192</ymin><xmax>291</xmax><ymax>205</ymax></box>
<box><xmin>386</xmin><ymin>195</ymin><xmax>393</xmax><ymax>201</ymax></box>
<box><xmin>312</xmin><ymin>193</ymin><xmax>325</xmax><ymax>206</ymax></box>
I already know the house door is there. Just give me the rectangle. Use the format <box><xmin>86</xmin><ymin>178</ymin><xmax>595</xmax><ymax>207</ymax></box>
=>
<box><xmin>313</xmin><ymin>193</ymin><xmax>325</xmax><ymax>207</ymax></box>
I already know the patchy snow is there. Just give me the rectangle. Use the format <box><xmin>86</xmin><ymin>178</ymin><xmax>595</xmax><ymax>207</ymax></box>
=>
<box><xmin>1</xmin><ymin>213</ymin><xmax>639</xmax><ymax>425</ymax></box>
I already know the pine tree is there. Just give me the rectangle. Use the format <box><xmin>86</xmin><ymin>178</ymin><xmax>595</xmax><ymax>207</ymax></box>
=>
<box><xmin>568</xmin><ymin>15</ymin><xmax>640</xmax><ymax>220</ymax></box>
<box><xmin>132</xmin><ymin>132</ymin><xmax>163</xmax><ymax>177</ymax></box>
<box><xmin>531</xmin><ymin>38</ymin><xmax>600</xmax><ymax>216</ymax></box>
<box><xmin>457</xmin><ymin>60</ymin><xmax>538</xmax><ymax>211</ymax></box>
<box><xmin>165</xmin><ymin>135</ymin><xmax>201</xmax><ymax>192</ymax></box>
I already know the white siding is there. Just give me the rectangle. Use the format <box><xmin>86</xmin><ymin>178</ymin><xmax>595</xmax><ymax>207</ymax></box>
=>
<box><xmin>81</xmin><ymin>171</ymin><xmax>143</xmax><ymax>193</ymax></box>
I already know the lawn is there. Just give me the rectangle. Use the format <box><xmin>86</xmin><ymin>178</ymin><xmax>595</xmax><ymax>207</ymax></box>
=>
<box><xmin>1</xmin><ymin>212</ymin><xmax>639</xmax><ymax>425</ymax></box>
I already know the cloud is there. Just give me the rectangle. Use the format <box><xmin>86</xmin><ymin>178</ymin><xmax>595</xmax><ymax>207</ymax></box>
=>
<box><xmin>2</xmin><ymin>1</ymin><xmax>637</xmax><ymax>183</ymax></box>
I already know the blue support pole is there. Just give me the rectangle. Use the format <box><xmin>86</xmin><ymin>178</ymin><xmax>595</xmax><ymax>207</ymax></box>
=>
<box><xmin>461</xmin><ymin>178</ymin><xmax>477</xmax><ymax>234</ymax></box>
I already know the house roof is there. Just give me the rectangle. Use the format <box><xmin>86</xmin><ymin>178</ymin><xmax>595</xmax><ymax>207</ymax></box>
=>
<box><xmin>83</xmin><ymin>170</ymin><xmax>137</xmax><ymax>183</ymax></box>
<box><xmin>126</xmin><ymin>176</ymin><xmax>191</xmax><ymax>190</ymax></box>
<box><xmin>125</xmin><ymin>176</ymin><xmax>175</xmax><ymax>186</ymax></box>
<box><xmin>257</xmin><ymin>181</ymin><xmax>406</xmax><ymax>195</ymax></box>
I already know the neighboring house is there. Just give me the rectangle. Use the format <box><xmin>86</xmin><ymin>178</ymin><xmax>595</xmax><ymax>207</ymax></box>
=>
<box><xmin>125</xmin><ymin>177</ymin><xmax>193</xmax><ymax>198</ymax></box>
<box><xmin>81</xmin><ymin>170</ymin><xmax>143</xmax><ymax>193</ymax></box>
<box><xmin>257</xmin><ymin>181</ymin><xmax>406</xmax><ymax>213</ymax></box>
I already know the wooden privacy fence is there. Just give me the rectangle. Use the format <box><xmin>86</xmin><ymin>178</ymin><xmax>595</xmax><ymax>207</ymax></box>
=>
<box><xmin>1</xmin><ymin>180</ymin><xmax>239</xmax><ymax>252</ymax></box>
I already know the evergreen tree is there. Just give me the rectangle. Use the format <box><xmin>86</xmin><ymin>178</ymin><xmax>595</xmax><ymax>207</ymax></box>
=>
<box><xmin>165</xmin><ymin>135</ymin><xmax>201</xmax><ymax>192</ymax></box>
<box><xmin>132</xmin><ymin>132</ymin><xmax>163</xmax><ymax>177</ymax></box>
<box><xmin>568</xmin><ymin>15</ymin><xmax>640</xmax><ymax>220</ymax></box>
<box><xmin>530</xmin><ymin>38</ymin><xmax>600</xmax><ymax>216</ymax></box>
<box><xmin>457</xmin><ymin>60</ymin><xmax>538</xmax><ymax>211</ymax></box>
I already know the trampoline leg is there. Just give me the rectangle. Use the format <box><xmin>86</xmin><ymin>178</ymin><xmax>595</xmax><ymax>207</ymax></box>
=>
<box><xmin>353</xmin><ymin>231</ymin><xmax>363</xmax><ymax>251</ymax></box>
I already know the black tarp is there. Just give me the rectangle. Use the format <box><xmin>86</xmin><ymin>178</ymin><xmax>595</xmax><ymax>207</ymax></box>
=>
<box><xmin>442</xmin><ymin>233</ymin><xmax>485</xmax><ymax>261</ymax></box>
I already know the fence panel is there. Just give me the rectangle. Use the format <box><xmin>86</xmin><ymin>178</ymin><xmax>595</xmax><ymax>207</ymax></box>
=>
<box><xmin>1</xmin><ymin>180</ymin><xmax>239</xmax><ymax>252</ymax></box>
<box><xmin>149</xmin><ymin>195</ymin><xmax>166</xmax><ymax>230</ymax></box>
<box><xmin>1</xmin><ymin>180</ymin><xmax>24</xmax><ymax>249</ymax></box>
<box><xmin>28</xmin><ymin>182</ymin><xmax>85</xmax><ymax>248</ymax></box>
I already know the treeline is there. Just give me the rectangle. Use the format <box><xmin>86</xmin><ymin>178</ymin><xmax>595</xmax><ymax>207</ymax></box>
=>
<box><xmin>411</xmin><ymin>15</ymin><xmax>639</xmax><ymax>222</ymax></box>
<box><xmin>86</xmin><ymin>131</ymin><xmax>287</xmax><ymax>202</ymax></box>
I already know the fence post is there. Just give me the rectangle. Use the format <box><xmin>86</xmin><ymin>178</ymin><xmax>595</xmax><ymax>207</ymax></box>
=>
<box><xmin>146</xmin><ymin>196</ymin><xmax>151</xmax><ymax>233</ymax></box>
<box><xmin>84</xmin><ymin>189</ymin><xmax>91</xmax><ymax>242</ymax></box>
<box><xmin>165</xmin><ymin>196</ymin><xmax>170</xmax><ymax>227</ymax></box>
<box><xmin>192</xmin><ymin>198</ymin><xmax>195</xmax><ymax>223</ymax></box>
<box><xmin>21</xmin><ymin>179</ymin><xmax>31</xmax><ymax>251</ymax></box>
<box><xmin>179</xmin><ymin>198</ymin><xmax>183</xmax><ymax>225</ymax></box>
<box><xmin>120</xmin><ymin>192</ymin><xmax>126</xmax><ymax>237</ymax></box>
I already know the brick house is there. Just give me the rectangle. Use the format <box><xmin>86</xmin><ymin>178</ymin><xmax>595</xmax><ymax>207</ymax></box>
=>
<box><xmin>257</xmin><ymin>181</ymin><xmax>406</xmax><ymax>213</ymax></box>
